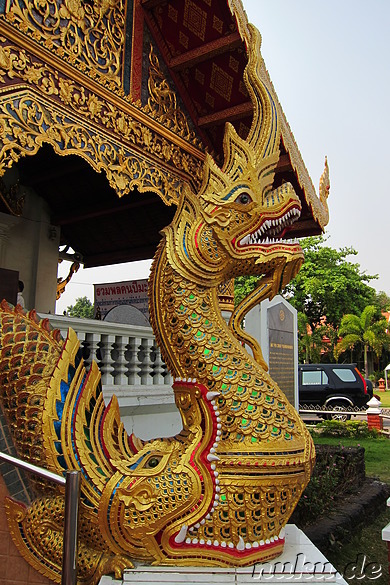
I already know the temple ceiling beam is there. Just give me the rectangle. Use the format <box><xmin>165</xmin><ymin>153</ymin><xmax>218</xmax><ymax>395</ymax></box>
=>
<box><xmin>169</xmin><ymin>32</ymin><xmax>242</xmax><ymax>71</ymax></box>
<box><xmin>85</xmin><ymin>244</ymin><xmax>159</xmax><ymax>267</ymax></box>
<box><xmin>52</xmin><ymin>195</ymin><xmax>159</xmax><ymax>226</ymax></box>
<box><xmin>197</xmin><ymin>101</ymin><xmax>253</xmax><ymax>128</ymax></box>
<box><xmin>275</xmin><ymin>154</ymin><xmax>292</xmax><ymax>173</ymax></box>
<box><xmin>140</xmin><ymin>0</ymin><xmax>167</xmax><ymax>9</ymax></box>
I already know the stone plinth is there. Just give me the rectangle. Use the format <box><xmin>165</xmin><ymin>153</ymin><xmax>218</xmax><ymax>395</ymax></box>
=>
<box><xmin>99</xmin><ymin>525</ymin><xmax>347</xmax><ymax>584</ymax></box>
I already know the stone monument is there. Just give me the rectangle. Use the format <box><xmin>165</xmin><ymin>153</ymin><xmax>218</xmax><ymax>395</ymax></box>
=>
<box><xmin>245</xmin><ymin>295</ymin><xmax>299</xmax><ymax>409</ymax></box>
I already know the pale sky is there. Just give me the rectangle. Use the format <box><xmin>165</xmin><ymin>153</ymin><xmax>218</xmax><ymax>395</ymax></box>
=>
<box><xmin>56</xmin><ymin>0</ymin><xmax>390</xmax><ymax>314</ymax></box>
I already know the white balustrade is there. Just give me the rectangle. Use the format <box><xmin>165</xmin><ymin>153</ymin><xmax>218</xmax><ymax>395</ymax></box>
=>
<box><xmin>39</xmin><ymin>314</ymin><xmax>176</xmax><ymax>414</ymax></box>
<box><xmin>140</xmin><ymin>337</ymin><xmax>154</xmax><ymax>385</ymax></box>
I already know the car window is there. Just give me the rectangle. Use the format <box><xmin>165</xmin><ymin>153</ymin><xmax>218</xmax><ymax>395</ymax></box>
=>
<box><xmin>332</xmin><ymin>368</ymin><xmax>357</xmax><ymax>382</ymax></box>
<box><xmin>302</xmin><ymin>370</ymin><xmax>328</xmax><ymax>385</ymax></box>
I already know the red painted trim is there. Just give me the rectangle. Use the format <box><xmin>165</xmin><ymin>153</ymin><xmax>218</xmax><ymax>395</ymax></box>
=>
<box><xmin>100</xmin><ymin>397</ymin><xmax>115</xmax><ymax>463</ymax></box>
<box><xmin>128</xmin><ymin>433</ymin><xmax>139</xmax><ymax>454</ymax></box>
<box><xmin>131</xmin><ymin>0</ymin><xmax>145</xmax><ymax>101</ymax></box>
<box><xmin>169</xmin><ymin>532</ymin><xmax>285</xmax><ymax>558</ymax></box>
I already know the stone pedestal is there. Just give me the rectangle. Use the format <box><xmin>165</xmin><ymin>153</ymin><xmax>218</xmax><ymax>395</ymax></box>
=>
<box><xmin>366</xmin><ymin>396</ymin><xmax>383</xmax><ymax>431</ymax></box>
<box><xmin>99</xmin><ymin>525</ymin><xmax>347</xmax><ymax>584</ymax></box>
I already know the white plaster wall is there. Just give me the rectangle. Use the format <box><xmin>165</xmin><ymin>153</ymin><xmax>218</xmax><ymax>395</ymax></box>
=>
<box><xmin>120</xmin><ymin>403</ymin><xmax>183</xmax><ymax>441</ymax></box>
<box><xmin>1</xmin><ymin>171</ymin><xmax>60</xmax><ymax>313</ymax></box>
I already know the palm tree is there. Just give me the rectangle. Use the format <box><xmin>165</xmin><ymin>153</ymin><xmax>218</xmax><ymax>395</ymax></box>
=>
<box><xmin>335</xmin><ymin>305</ymin><xmax>389</xmax><ymax>375</ymax></box>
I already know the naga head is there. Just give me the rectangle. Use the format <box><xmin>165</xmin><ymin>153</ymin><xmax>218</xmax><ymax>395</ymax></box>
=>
<box><xmin>164</xmin><ymin>24</ymin><xmax>303</xmax><ymax>293</ymax></box>
<box><xmin>101</xmin><ymin>381</ymin><xmax>227</xmax><ymax>564</ymax></box>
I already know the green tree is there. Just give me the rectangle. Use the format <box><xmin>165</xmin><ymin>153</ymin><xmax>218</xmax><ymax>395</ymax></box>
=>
<box><xmin>284</xmin><ymin>236</ymin><xmax>377</xmax><ymax>331</ymax></box>
<box><xmin>297</xmin><ymin>312</ymin><xmax>327</xmax><ymax>363</ymax></box>
<box><xmin>234</xmin><ymin>275</ymin><xmax>261</xmax><ymax>306</ymax></box>
<box><xmin>375</xmin><ymin>290</ymin><xmax>390</xmax><ymax>312</ymax></box>
<box><xmin>335</xmin><ymin>305</ymin><xmax>389</xmax><ymax>376</ymax></box>
<box><xmin>66</xmin><ymin>296</ymin><xmax>94</xmax><ymax>319</ymax></box>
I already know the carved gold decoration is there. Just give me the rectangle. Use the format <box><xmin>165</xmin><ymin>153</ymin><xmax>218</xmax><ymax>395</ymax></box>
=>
<box><xmin>4</xmin><ymin>0</ymin><xmax>125</xmax><ymax>88</ymax></box>
<box><xmin>56</xmin><ymin>260</ymin><xmax>80</xmax><ymax>300</ymax></box>
<box><xmin>0</xmin><ymin>38</ymin><xmax>204</xmax><ymax>198</ymax></box>
<box><xmin>258</xmin><ymin>63</ymin><xmax>330</xmax><ymax>229</ymax></box>
<box><xmin>0</xmin><ymin>0</ymin><xmax>328</xmax><ymax>227</ymax></box>
<box><xmin>0</xmin><ymin>21</ymin><xmax>315</xmax><ymax>582</ymax></box>
<box><xmin>228</xmin><ymin>1</ymin><xmax>329</xmax><ymax>230</ymax></box>
<box><xmin>0</xmin><ymin>91</ymin><xmax>174</xmax><ymax>199</ymax></box>
<box><xmin>319</xmin><ymin>156</ymin><xmax>330</xmax><ymax>207</ymax></box>
<box><xmin>227</xmin><ymin>0</ymin><xmax>251</xmax><ymax>41</ymax></box>
<box><xmin>0</xmin><ymin>176</ymin><xmax>24</xmax><ymax>215</ymax></box>
<box><xmin>217</xmin><ymin>279</ymin><xmax>235</xmax><ymax>312</ymax></box>
<box><xmin>0</xmin><ymin>36</ymin><xmax>204</xmax><ymax>199</ymax></box>
<box><xmin>147</xmin><ymin>21</ymin><xmax>315</xmax><ymax>566</ymax></box>
<box><xmin>144</xmin><ymin>44</ymin><xmax>200</xmax><ymax>145</ymax></box>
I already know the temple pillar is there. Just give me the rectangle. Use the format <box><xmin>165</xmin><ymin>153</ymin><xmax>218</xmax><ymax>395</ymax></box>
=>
<box><xmin>0</xmin><ymin>213</ymin><xmax>20</xmax><ymax>266</ymax></box>
<box><xmin>0</xmin><ymin>185</ymin><xmax>60</xmax><ymax>314</ymax></box>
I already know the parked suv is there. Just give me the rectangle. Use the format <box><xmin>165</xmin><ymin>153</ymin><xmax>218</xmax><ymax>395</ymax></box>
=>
<box><xmin>298</xmin><ymin>363</ymin><xmax>373</xmax><ymax>420</ymax></box>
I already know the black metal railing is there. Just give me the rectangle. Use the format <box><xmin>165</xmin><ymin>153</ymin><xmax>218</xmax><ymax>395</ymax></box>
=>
<box><xmin>0</xmin><ymin>451</ymin><xmax>80</xmax><ymax>585</ymax></box>
<box><xmin>299</xmin><ymin>404</ymin><xmax>368</xmax><ymax>415</ymax></box>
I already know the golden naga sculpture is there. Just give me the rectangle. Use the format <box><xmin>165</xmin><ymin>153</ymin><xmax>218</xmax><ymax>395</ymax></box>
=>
<box><xmin>56</xmin><ymin>259</ymin><xmax>80</xmax><ymax>300</ymax></box>
<box><xmin>0</xmin><ymin>24</ymin><xmax>316</xmax><ymax>585</ymax></box>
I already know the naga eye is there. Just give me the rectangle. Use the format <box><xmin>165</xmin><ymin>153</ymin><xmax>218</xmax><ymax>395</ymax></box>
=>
<box><xmin>235</xmin><ymin>192</ymin><xmax>252</xmax><ymax>205</ymax></box>
<box><xmin>145</xmin><ymin>456</ymin><xmax>162</xmax><ymax>469</ymax></box>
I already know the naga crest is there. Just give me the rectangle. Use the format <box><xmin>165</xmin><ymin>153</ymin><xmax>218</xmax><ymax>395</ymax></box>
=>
<box><xmin>0</xmin><ymin>19</ymin><xmax>321</xmax><ymax>585</ymax></box>
<box><xmin>164</xmin><ymin>23</ymin><xmax>304</xmax><ymax>363</ymax></box>
<box><xmin>165</xmin><ymin>26</ymin><xmax>303</xmax><ymax>290</ymax></box>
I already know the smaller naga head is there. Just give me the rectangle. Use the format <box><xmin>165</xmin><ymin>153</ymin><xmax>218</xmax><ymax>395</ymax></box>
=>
<box><xmin>100</xmin><ymin>383</ymin><xmax>219</xmax><ymax>563</ymax></box>
<box><xmin>164</xmin><ymin>25</ymin><xmax>303</xmax><ymax>294</ymax></box>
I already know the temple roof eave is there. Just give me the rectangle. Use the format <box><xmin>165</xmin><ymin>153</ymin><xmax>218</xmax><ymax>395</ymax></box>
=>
<box><xmin>0</xmin><ymin>0</ymin><xmax>329</xmax><ymax>269</ymax></box>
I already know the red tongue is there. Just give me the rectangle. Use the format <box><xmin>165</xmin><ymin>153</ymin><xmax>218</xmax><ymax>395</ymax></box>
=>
<box><xmin>281</xmin><ymin>224</ymin><xmax>297</xmax><ymax>238</ymax></box>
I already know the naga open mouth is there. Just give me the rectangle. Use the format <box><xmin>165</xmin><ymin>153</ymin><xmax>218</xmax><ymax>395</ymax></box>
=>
<box><xmin>238</xmin><ymin>205</ymin><xmax>301</xmax><ymax>248</ymax></box>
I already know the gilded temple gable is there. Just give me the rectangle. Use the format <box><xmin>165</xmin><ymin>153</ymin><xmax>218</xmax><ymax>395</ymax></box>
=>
<box><xmin>0</xmin><ymin>0</ymin><xmax>329</xmax><ymax>269</ymax></box>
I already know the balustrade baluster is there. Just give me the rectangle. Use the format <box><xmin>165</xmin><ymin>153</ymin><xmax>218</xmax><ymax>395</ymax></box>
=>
<box><xmin>152</xmin><ymin>345</ymin><xmax>165</xmax><ymax>385</ymax></box>
<box><xmin>85</xmin><ymin>333</ymin><xmax>101</xmax><ymax>370</ymax></box>
<box><xmin>140</xmin><ymin>338</ymin><xmax>154</xmax><ymax>385</ymax></box>
<box><xmin>127</xmin><ymin>337</ymin><xmax>142</xmax><ymax>385</ymax></box>
<box><xmin>99</xmin><ymin>334</ymin><xmax>116</xmax><ymax>385</ymax></box>
<box><xmin>113</xmin><ymin>336</ymin><xmax>129</xmax><ymax>386</ymax></box>
<box><xmin>162</xmin><ymin>362</ymin><xmax>173</xmax><ymax>387</ymax></box>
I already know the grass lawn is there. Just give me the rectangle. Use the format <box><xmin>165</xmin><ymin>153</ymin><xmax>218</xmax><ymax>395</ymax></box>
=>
<box><xmin>377</xmin><ymin>390</ymin><xmax>390</xmax><ymax>407</ymax></box>
<box><xmin>313</xmin><ymin>435</ymin><xmax>390</xmax><ymax>483</ymax></box>
<box><xmin>312</xmin><ymin>434</ymin><xmax>390</xmax><ymax>583</ymax></box>
<box><xmin>325</xmin><ymin>508</ymin><xmax>390</xmax><ymax>585</ymax></box>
